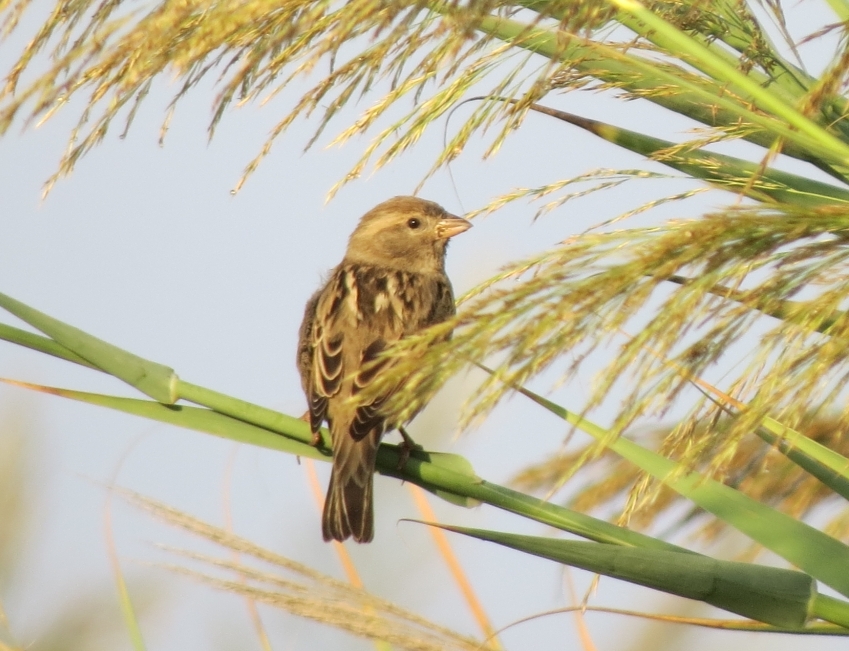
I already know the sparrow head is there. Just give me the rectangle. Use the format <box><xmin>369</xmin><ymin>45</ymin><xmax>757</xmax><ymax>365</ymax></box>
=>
<box><xmin>345</xmin><ymin>196</ymin><xmax>471</xmax><ymax>273</ymax></box>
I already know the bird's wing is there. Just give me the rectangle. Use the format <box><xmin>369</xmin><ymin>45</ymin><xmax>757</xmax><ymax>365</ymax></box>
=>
<box><xmin>299</xmin><ymin>271</ymin><xmax>348</xmax><ymax>435</ymax></box>
<box><xmin>349</xmin><ymin>339</ymin><xmax>391</xmax><ymax>441</ymax></box>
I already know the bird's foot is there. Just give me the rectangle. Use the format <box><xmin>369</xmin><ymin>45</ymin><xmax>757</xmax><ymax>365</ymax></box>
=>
<box><xmin>396</xmin><ymin>426</ymin><xmax>423</xmax><ymax>470</ymax></box>
<box><xmin>301</xmin><ymin>411</ymin><xmax>323</xmax><ymax>447</ymax></box>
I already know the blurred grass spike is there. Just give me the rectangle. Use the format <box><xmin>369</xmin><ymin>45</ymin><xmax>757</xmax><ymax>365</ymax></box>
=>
<box><xmin>0</xmin><ymin>292</ymin><xmax>177</xmax><ymax>403</ymax></box>
<box><xmin>121</xmin><ymin>491</ymin><xmax>495</xmax><ymax>651</ymax></box>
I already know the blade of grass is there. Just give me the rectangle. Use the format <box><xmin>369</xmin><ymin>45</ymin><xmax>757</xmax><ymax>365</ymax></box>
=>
<box><xmin>0</xmin><ymin>316</ymin><xmax>325</xmax><ymax>448</ymax></box>
<box><xmin>424</xmin><ymin>523</ymin><xmax>823</xmax><ymax>628</ymax></box>
<box><xmin>823</xmin><ymin>0</ymin><xmax>849</xmax><ymax>21</ymax></box>
<box><xmin>382</xmin><ymin>445</ymin><xmax>696</xmax><ymax>552</ymax></box>
<box><xmin>105</xmin><ymin>463</ymin><xmax>146</xmax><ymax>651</ymax></box>
<box><xmin>519</xmin><ymin>0</ymin><xmax>813</xmax><ymax>99</ymax></box>
<box><xmin>757</xmin><ymin>418</ymin><xmax>849</xmax><ymax>501</ymax></box>
<box><xmin>0</xmin><ymin>321</ymin><xmax>99</xmax><ymax>369</ymax></box>
<box><xmin>0</xmin><ymin>293</ymin><xmax>321</xmax><ymax>448</ymax></box>
<box><xmin>491</xmin><ymin>604</ymin><xmax>849</xmax><ymax>634</ymax></box>
<box><xmin>0</xmin><ymin>379</ymin><xmax>325</xmax><ymax>460</ymax></box>
<box><xmin>507</xmin><ymin>378</ymin><xmax>849</xmax><ymax>598</ymax></box>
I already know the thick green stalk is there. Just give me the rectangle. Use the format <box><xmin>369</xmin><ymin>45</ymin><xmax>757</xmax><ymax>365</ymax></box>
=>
<box><xmin>0</xmin><ymin>294</ymin><xmax>690</xmax><ymax>552</ymax></box>
<box><xmin>177</xmin><ymin>379</ymin><xmax>324</xmax><ymax>446</ymax></box>
<box><xmin>379</xmin><ymin>445</ymin><xmax>693</xmax><ymax>552</ymax></box>
<box><xmin>812</xmin><ymin>595</ymin><xmax>849</xmax><ymax>629</ymax></box>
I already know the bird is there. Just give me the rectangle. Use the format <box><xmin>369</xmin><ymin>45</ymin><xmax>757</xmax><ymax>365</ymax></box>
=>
<box><xmin>297</xmin><ymin>196</ymin><xmax>471</xmax><ymax>543</ymax></box>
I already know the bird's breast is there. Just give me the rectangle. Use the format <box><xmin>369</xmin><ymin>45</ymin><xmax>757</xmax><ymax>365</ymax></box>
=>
<box><xmin>326</xmin><ymin>264</ymin><xmax>453</xmax><ymax>340</ymax></box>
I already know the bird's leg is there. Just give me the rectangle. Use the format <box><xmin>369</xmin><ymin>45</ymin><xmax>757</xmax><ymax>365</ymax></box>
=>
<box><xmin>300</xmin><ymin>411</ymin><xmax>323</xmax><ymax>447</ymax></box>
<box><xmin>396</xmin><ymin>425</ymin><xmax>422</xmax><ymax>470</ymax></box>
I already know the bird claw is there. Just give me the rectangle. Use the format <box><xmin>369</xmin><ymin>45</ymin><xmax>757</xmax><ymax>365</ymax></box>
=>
<box><xmin>396</xmin><ymin>426</ymin><xmax>422</xmax><ymax>470</ymax></box>
<box><xmin>301</xmin><ymin>411</ymin><xmax>324</xmax><ymax>448</ymax></box>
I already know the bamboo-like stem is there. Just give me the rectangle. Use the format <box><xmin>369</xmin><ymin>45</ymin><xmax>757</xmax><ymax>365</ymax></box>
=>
<box><xmin>811</xmin><ymin>595</ymin><xmax>849</xmax><ymax>629</ymax></box>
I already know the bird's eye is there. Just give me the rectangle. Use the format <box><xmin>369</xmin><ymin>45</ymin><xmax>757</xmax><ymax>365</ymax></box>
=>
<box><xmin>407</xmin><ymin>218</ymin><xmax>421</xmax><ymax>229</ymax></box>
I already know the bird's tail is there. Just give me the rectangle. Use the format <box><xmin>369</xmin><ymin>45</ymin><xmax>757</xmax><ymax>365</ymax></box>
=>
<box><xmin>322</xmin><ymin>462</ymin><xmax>375</xmax><ymax>543</ymax></box>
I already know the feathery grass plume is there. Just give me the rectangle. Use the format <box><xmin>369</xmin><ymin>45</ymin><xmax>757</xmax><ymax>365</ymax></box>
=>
<box><xmin>122</xmin><ymin>491</ymin><xmax>493</xmax><ymax>651</ymax></box>
<box><xmin>0</xmin><ymin>0</ymin><xmax>607</xmax><ymax>194</ymax></box>
<box><xmin>512</xmin><ymin>415</ymin><xmax>849</xmax><ymax>544</ymax></box>
<box><xmin>370</xmin><ymin>200</ymin><xmax>849</xmax><ymax>485</ymax></box>
<box><xmin>4</xmin><ymin>0</ymin><xmax>848</xmax><ymax>194</ymax></box>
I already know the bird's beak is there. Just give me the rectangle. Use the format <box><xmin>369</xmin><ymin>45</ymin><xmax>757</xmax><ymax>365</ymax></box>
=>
<box><xmin>435</xmin><ymin>215</ymin><xmax>472</xmax><ymax>239</ymax></box>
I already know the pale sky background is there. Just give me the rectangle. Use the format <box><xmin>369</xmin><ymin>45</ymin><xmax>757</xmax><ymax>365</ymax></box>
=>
<box><xmin>1</xmin><ymin>3</ymin><xmax>847</xmax><ymax>650</ymax></box>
